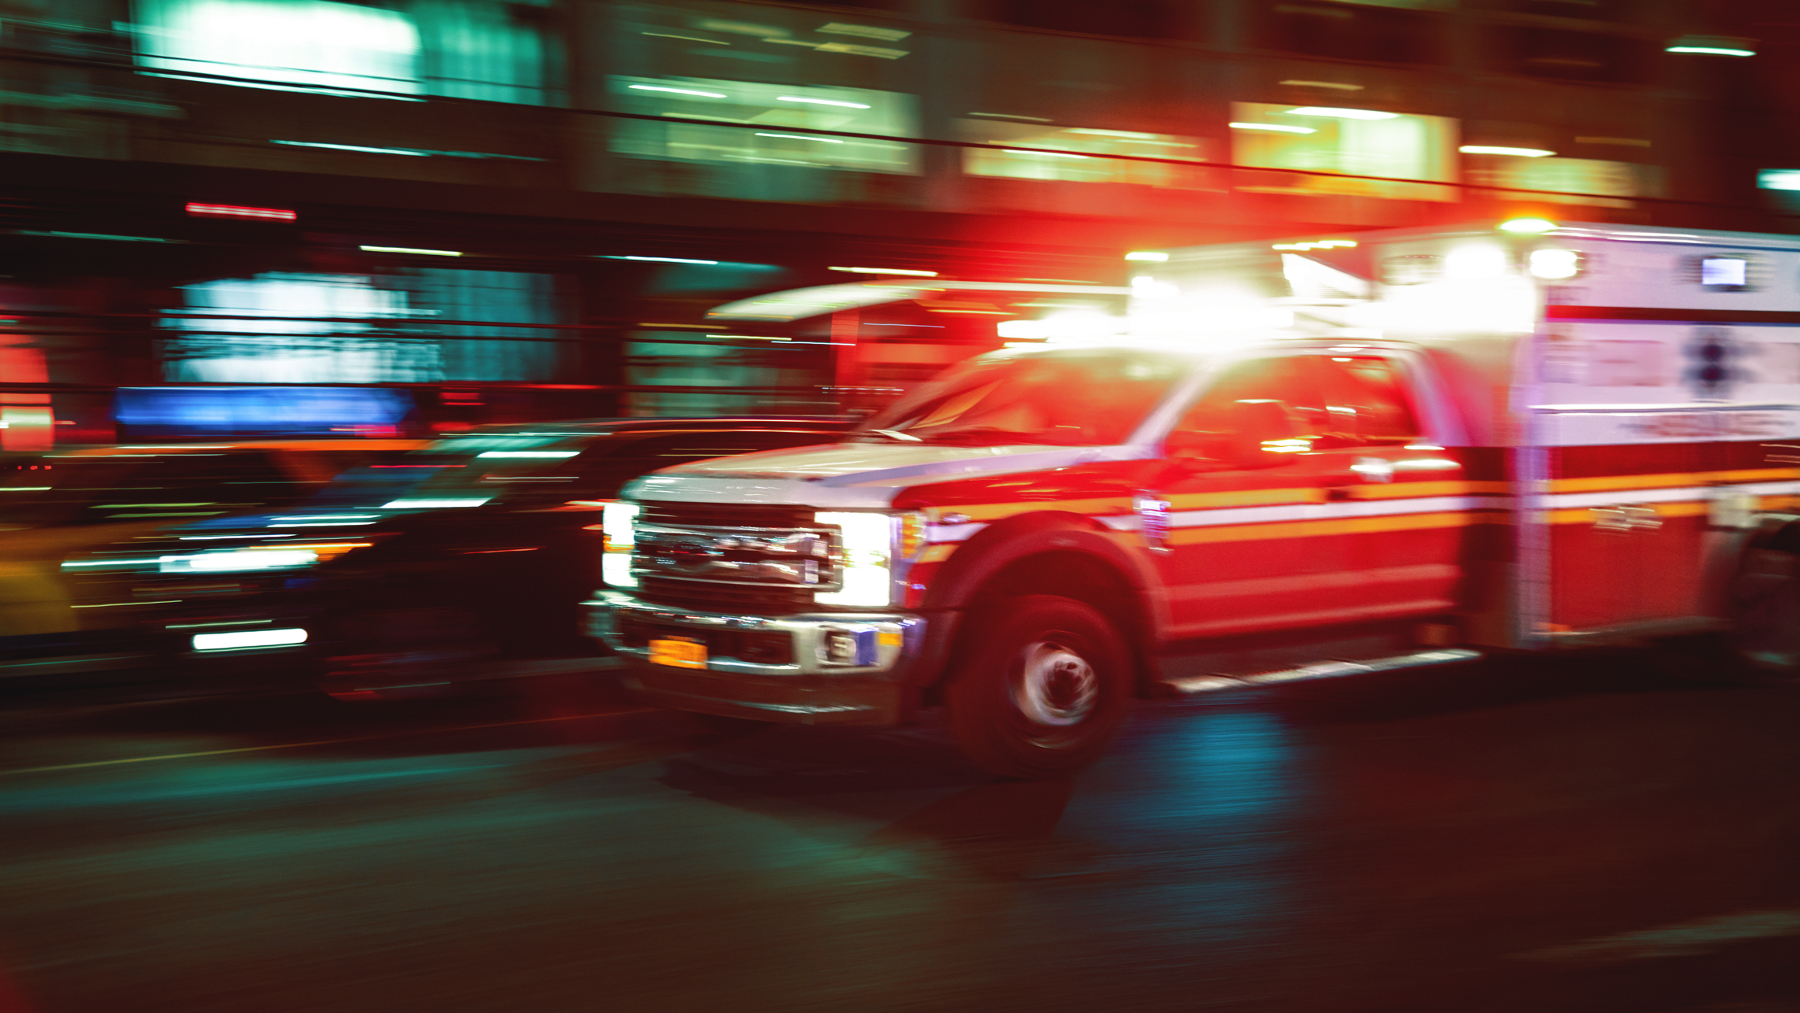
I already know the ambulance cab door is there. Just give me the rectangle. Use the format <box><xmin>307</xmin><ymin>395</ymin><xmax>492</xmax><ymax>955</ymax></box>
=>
<box><xmin>1156</xmin><ymin>354</ymin><xmax>1338</xmax><ymax>638</ymax></box>
<box><xmin>1293</xmin><ymin>351</ymin><xmax>1469</xmax><ymax>623</ymax></box>
<box><xmin>1156</xmin><ymin>351</ymin><xmax>1468</xmax><ymax>640</ymax></box>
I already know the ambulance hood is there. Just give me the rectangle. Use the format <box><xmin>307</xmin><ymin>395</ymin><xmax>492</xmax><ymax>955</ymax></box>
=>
<box><xmin>626</xmin><ymin>441</ymin><xmax>1143</xmax><ymax>509</ymax></box>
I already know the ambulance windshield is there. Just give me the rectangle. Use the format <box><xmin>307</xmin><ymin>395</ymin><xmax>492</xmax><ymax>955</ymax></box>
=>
<box><xmin>853</xmin><ymin>348</ymin><xmax>1191</xmax><ymax>447</ymax></box>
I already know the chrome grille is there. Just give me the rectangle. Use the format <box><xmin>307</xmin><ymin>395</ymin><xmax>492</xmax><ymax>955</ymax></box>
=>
<box><xmin>633</xmin><ymin>524</ymin><xmax>837</xmax><ymax>589</ymax></box>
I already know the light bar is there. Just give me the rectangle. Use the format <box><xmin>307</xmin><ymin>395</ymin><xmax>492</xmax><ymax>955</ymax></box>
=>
<box><xmin>1272</xmin><ymin>240</ymin><xmax>1358</xmax><ymax>250</ymax></box>
<box><xmin>601</xmin><ymin>255</ymin><xmax>719</xmax><ymax>265</ymax></box>
<box><xmin>1281</xmin><ymin>107</ymin><xmax>1397</xmax><ymax>120</ymax></box>
<box><xmin>185</xmin><ymin>203</ymin><xmax>296</xmax><ymax>221</ymax></box>
<box><xmin>828</xmin><ymin>266</ymin><xmax>939</xmax><ymax>276</ymax></box>
<box><xmin>1002</xmin><ymin>149</ymin><xmax>1086</xmax><ymax>158</ymax></box>
<box><xmin>755</xmin><ymin>133</ymin><xmax>843</xmax><ymax>143</ymax></box>
<box><xmin>1498</xmin><ymin>218</ymin><xmax>1559</xmax><ymax>234</ymax></box>
<box><xmin>360</xmin><ymin>245</ymin><xmax>463</xmax><ymax>257</ymax></box>
<box><xmin>193</xmin><ymin>628</ymin><xmax>308</xmax><ymax>652</ymax></box>
<box><xmin>776</xmin><ymin>96</ymin><xmax>870</xmax><ymax>109</ymax></box>
<box><xmin>628</xmin><ymin>84</ymin><xmax>727</xmax><ymax>97</ymax></box>
<box><xmin>1124</xmin><ymin>252</ymin><xmax>1169</xmax><ymax>262</ymax></box>
<box><xmin>1461</xmin><ymin>145</ymin><xmax>1555</xmax><ymax>158</ymax></box>
<box><xmin>1229</xmin><ymin>122</ymin><xmax>1316</xmax><ymax>134</ymax></box>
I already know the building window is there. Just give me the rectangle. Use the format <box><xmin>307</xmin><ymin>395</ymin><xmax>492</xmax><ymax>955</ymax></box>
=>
<box><xmin>1255</xmin><ymin>2</ymin><xmax>1444</xmax><ymax>64</ymax></box>
<box><xmin>1230</xmin><ymin>102</ymin><xmax>1457</xmax><ymax>200</ymax></box>
<box><xmin>981</xmin><ymin>0</ymin><xmax>1179</xmax><ymax>41</ymax></box>
<box><xmin>1503</xmin><ymin>0</ymin><xmax>1633</xmax><ymax>22</ymax></box>
<box><xmin>623</xmin><ymin>332</ymin><xmax>826</xmax><ymax>416</ymax></box>
<box><xmin>610</xmin><ymin>75</ymin><xmax>918</xmax><ymax>174</ymax></box>
<box><xmin>130</xmin><ymin>0</ymin><xmax>560</xmax><ymax>104</ymax></box>
<box><xmin>959</xmin><ymin>120</ymin><xmax>1204</xmax><ymax>184</ymax></box>
<box><xmin>1497</xmin><ymin>27</ymin><xmax>1653</xmax><ymax>83</ymax></box>
<box><xmin>1467</xmin><ymin>156</ymin><xmax>1660</xmax><ymax>206</ymax></box>
<box><xmin>162</xmin><ymin>270</ymin><xmax>569</xmax><ymax>383</ymax></box>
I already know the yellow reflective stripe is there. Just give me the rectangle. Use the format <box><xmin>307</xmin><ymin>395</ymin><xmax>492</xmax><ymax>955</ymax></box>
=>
<box><xmin>918</xmin><ymin>543</ymin><xmax>958</xmax><ymax>563</ymax></box>
<box><xmin>1167</xmin><ymin>511</ymin><xmax>1484</xmax><ymax>546</ymax></box>
<box><xmin>1347</xmin><ymin>480</ymin><xmax>1510</xmax><ymax>500</ymax></box>
<box><xmin>1165</xmin><ymin>487</ymin><xmax>1320</xmax><ymax>509</ymax></box>
<box><xmin>926</xmin><ymin>497</ymin><xmax>1131</xmax><ymax>523</ymax></box>
<box><xmin>1544</xmin><ymin>501</ymin><xmax>1711</xmax><ymax>524</ymax></box>
<box><xmin>1549</xmin><ymin>468</ymin><xmax>1800</xmax><ymax>494</ymax></box>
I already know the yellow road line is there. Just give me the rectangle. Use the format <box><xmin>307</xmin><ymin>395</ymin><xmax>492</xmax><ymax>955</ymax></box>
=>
<box><xmin>0</xmin><ymin>707</ymin><xmax>658</xmax><ymax>776</ymax></box>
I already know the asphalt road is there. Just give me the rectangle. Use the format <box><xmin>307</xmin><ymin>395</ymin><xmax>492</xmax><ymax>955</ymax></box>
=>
<box><xmin>3</xmin><ymin>657</ymin><xmax>1800</xmax><ymax>1013</ymax></box>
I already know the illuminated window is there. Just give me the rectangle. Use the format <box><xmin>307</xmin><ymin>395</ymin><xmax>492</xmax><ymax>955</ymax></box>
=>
<box><xmin>623</xmin><ymin>332</ymin><xmax>825</xmax><ymax>416</ymax></box>
<box><xmin>132</xmin><ymin>0</ymin><xmax>422</xmax><ymax>96</ymax></box>
<box><xmin>1468</xmin><ymin>156</ymin><xmax>1660</xmax><ymax>206</ymax></box>
<box><xmin>959</xmin><ymin>121</ymin><xmax>1204</xmax><ymax>184</ymax></box>
<box><xmin>1230</xmin><ymin>102</ymin><xmax>1456</xmax><ymax>201</ymax></box>
<box><xmin>131</xmin><ymin>0</ymin><xmax>558</xmax><ymax>103</ymax></box>
<box><xmin>164</xmin><ymin>270</ymin><xmax>568</xmax><ymax>383</ymax></box>
<box><xmin>610</xmin><ymin>76</ymin><xmax>918</xmax><ymax>174</ymax></box>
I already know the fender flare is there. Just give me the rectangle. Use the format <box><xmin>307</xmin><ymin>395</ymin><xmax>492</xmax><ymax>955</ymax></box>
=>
<box><xmin>916</xmin><ymin>510</ymin><xmax>1169</xmax><ymax>689</ymax></box>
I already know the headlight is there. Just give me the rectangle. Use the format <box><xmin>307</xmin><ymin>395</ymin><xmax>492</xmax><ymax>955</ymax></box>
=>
<box><xmin>601</xmin><ymin>501</ymin><xmax>639</xmax><ymax>588</ymax></box>
<box><xmin>815</xmin><ymin>511</ymin><xmax>893</xmax><ymax>607</ymax></box>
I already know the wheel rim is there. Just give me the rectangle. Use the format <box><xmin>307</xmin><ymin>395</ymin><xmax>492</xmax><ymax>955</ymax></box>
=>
<box><xmin>1013</xmin><ymin>639</ymin><xmax>1099</xmax><ymax>728</ymax></box>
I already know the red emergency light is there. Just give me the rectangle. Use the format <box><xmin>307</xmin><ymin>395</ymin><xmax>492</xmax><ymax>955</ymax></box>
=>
<box><xmin>185</xmin><ymin>202</ymin><xmax>297</xmax><ymax>221</ymax></box>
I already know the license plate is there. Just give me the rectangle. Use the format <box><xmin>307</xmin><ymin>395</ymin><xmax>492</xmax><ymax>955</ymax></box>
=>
<box><xmin>649</xmin><ymin>637</ymin><xmax>707</xmax><ymax>669</ymax></box>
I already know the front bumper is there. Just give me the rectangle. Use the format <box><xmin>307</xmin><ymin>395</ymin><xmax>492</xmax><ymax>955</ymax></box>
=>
<box><xmin>582</xmin><ymin>589</ymin><xmax>927</xmax><ymax>725</ymax></box>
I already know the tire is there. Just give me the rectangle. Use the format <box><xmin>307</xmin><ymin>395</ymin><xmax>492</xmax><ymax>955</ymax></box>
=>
<box><xmin>1723</xmin><ymin>545</ymin><xmax>1800</xmax><ymax>682</ymax></box>
<box><xmin>944</xmin><ymin>594</ymin><xmax>1131</xmax><ymax>778</ymax></box>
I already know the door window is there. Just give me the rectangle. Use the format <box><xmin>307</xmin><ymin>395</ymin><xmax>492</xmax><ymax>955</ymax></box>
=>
<box><xmin>1306</xmin><ymin>355</ymin><xmax>1421</xmax><ymax>445</ymax></box>
<box><xmin>1168</xmin><ymin>357</ymin><xmax>1325</xmax><ymax>455</ymax></box>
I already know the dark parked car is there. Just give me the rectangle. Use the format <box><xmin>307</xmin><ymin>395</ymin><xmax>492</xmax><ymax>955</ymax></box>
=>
<box><xmin>57</xmin><ymin>417</ymin><xmax>848</xmax><ymax>699</ymax></box>
<box><xmin>0</xmin><ymin>439</ymin><xmax>430</xmax><ymax>695</ymax></box>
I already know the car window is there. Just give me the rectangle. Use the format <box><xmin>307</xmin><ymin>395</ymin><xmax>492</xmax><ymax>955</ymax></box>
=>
<box><xmin>855</xmin><ymin>349</ymin><xmax>1192</xmax><ymax>447</ymax></box>
<box><xmin>1304</xmin><ymin>355</ymin><xmax>1421</xmax><ymax>444</ymax></box>
<box><xmin>1170</xmin><ymin>357</ymin><xmax>1326</xmax><ymax>443</ymax></box>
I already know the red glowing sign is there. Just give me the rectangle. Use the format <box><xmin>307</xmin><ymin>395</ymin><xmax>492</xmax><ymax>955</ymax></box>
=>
<box><xmin>185</xmin><ymin>203</ymin><xmax>297</xmax><ymax>221</ymax></box>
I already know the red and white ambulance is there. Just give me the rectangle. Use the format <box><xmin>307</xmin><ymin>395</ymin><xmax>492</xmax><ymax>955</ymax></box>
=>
<box><xmin>583</xmin><ymin>219</ymin><xmax>1800</xmax><ymax>777</ymax></box>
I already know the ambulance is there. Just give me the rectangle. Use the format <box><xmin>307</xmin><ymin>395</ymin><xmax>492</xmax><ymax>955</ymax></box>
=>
<box><xmin>582</xmin><ymin>219</ymin><xmax>1800</xmax><ymax>777</ymax></box>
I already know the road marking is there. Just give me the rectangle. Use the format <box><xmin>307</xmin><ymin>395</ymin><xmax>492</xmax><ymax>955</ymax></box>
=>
<box><xmin>1516</xmin><ymin>910</ymin><xmax>1800</xmax><ymax>963</ymax></box>
<box><xmin>0</xmin><ymin>707</ymin><xmax>658</xmax><ymax>776</ymax></box>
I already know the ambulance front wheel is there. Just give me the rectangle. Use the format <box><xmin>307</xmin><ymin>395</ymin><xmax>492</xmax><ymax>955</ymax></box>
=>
<box><xmin>1723</xmin><ymin>545</ymin><xmax>1800</xmax><ymax>681</ymax></box>
<box><xmin>944</xmin><ymin>594</ymin><xmax>1131</xmax><ymax>779</ymax></box>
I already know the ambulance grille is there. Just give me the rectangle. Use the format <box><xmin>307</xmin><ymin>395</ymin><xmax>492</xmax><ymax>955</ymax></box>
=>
<box><xmin>638</xmin><ymin>503</ymin><xmax>815</xmax><ymax>530</ymax></box>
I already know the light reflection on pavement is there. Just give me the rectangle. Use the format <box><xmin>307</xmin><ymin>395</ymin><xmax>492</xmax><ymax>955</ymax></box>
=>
<box><xmin>2</xmin><ymin>659</ymin><xmax>1800</xmax><ymax>1013</ymax></box>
